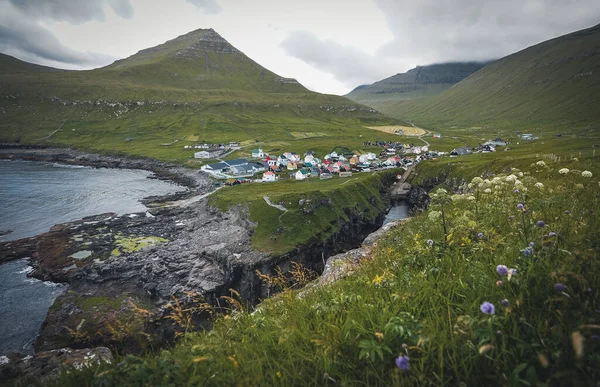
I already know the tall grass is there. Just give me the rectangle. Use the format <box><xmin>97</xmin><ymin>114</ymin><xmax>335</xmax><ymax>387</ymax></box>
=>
<box><xmin>55</xmin><ymin>160</ymin><xmax>600</xmax><ymax>386</ymax></box>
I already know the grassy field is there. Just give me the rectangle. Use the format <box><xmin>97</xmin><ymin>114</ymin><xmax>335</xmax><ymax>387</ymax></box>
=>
<box><xmin>56</xmin><ymin>153</ymin><xmax>600</xmax><ymax>386</ymax></box>
<box><xmin>364</xmin><ymin>125</ymin><xmax>427</xmax><ymax>136</ymax></box>
<box><xmin>210</xmin><ymin>171</ymin><xmax>398</xmax><ymax>254</ymax></box>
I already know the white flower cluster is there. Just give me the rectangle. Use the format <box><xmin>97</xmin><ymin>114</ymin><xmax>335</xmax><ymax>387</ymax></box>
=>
<box><xmin>505</xmin><ymin>174</ymin><xmax>518</xmax><ymax>182</ymax></box>
<box><xmin>582</xmin><ymin>170</ymin><xmax>593</xmax><ymax>178</ymax></box>
<box><xmin>534</xmin><ymin>182</ymin><xmax>544</xmax><ymax>189</ymax></box>
<box><xmin>558</xmin><ymin>168</ymin><xmax>570</xmax><ymax>175</ymax></box>
<box><xmin>428</xmin><ymin>211</ymin><xmax>441</xmax><ymax>221</ymax></box>
<box><xmin>536</xmin><ymin>161</ymin><xmax>547</xmax><ymax>167</ymax></box>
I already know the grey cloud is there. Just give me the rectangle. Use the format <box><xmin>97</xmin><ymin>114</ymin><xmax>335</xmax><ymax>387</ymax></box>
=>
<box><xmin>185</xmin><ymin>0</ymin><xmax>222</xmax><ymax>15</ymax></box>
<box><xmin>281</xmin><ymin>30</ymin><xmax>397</xmax><ymax>88</ymax></box>
<box><xmin>374</xmin><ymin>0</ymin><xmax>600</xmax><ymax>64</ymax></box>
<box><xmin>0</xmin><ymin>9</ymin><xmax>115</xmax><ymax>68</ymax></box>
<box><xmin>7</xmin><ymin>0</ymin><xmax>134</xmax><ymax>24</ymax></box>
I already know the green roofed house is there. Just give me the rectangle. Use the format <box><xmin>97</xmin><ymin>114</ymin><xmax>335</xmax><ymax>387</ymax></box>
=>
<box><xmin>295</xmin><ymin>169</ymin><xmax>309</xmax><ymax>180</ymax></box>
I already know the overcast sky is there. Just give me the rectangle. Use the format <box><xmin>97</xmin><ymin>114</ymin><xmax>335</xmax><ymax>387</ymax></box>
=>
<box><xmin>1</xmin><ymin>0</ymin><xmax>599</xmax><ymax>95</ymax></box>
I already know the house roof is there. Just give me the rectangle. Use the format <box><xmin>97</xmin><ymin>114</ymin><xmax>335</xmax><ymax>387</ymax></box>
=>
<box><xmin>226</xmin><ymin>159</ymin><xmax>249</xmax><ymax>166</ymax></box>
<box><xmin>264</xmin><ymin>171</ymin><xmax>274</xmax><ymax>175</ymax></box>
<box><xmin>297</xmin><ymin>169</ymin><xmax>308</xmax><ymax>175</ymax></box>
<box><xmin>206</xmin><ymin>162</ymin><xmax>228</xmax><ymax>170</ymax></box>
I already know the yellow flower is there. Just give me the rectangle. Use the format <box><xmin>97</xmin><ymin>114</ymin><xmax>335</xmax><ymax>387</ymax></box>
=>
<box><xmin>372</xmin><ymin>274</ymin><xmax>384</xmax><ymax>285</ymax></box>
<box><xmin>276</xmin><ymin>371</ymin><xmax>282</xmax><ymax>378</ymax></box>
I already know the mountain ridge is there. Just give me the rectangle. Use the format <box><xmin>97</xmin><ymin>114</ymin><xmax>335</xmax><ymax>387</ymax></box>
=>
<box><xmin>375</xmin><ymin>23</ymin><xmax>600</xmax><ymax>133</ymax></box>
<box><xmin>0</xmin><ymin>28</ymin><xmax>399</xmax><ymax>162</ymax></box>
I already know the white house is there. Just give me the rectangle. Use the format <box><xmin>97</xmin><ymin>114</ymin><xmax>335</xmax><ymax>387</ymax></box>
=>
<box><xmin>304</xmin><ymin>154</ymin><xmax>315</xmax><ymax>164</ymax></box>
<box><xmin>194</xmin><ymin>151</ymin><xmax>211</xmax><ymax>159</ymax></box>
<box><xmin>251</xmin><ymin>147</ymin><xmax>264</xmax><ymax>158</ymax></box>
<box><xmin>295</xmin><ymin>169</ymin><xmax>309</xmax><ymax>180</ymax></box>
<box><xmin>262</xmin><ymin>171</ymin><xmax>276</xmax><ymax>182</ymax></box>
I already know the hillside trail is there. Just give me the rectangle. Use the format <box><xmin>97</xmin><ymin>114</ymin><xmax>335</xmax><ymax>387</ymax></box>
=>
<box><xmin>408</xmin><ymin>121</ymin><xmax>431</xmax><ymax>147</ymax></box>
<box><xmin>263</xmin><ymin>196</ymin><xmax>287</xmax><ymax>212</ymax></box>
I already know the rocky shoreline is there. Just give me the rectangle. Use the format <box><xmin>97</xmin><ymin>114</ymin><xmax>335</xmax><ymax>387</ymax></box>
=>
<box><xmin>0</xmin><ymin>148</ymin><xmax>420</xmax><ymax>384</ymax></box>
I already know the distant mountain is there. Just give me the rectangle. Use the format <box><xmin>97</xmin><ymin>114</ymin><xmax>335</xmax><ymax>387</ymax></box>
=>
<box><xmin>375</xmin><ymin>24</ymin><xmax>600</xmax><ymax>132</ymax></box>
<box><xmin>0</xmin><ymin>29</ymin><xmax>396</xmax><ymax>161</ymax></box>
<box><xmin>346</xmin><ymin>62</ymin><xmax>488</xmax><ymax>105</ymax></box>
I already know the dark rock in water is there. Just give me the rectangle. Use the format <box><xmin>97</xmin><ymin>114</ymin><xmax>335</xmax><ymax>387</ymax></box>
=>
<box><xmin>0</xmin><ymin>230</ymin><xmax>12</xmax><ymax>237</ymax></box>
<box><xmin>0</xmin><ymin>347</ymin><xmax>113</xmax><ymax>384</ymax></box>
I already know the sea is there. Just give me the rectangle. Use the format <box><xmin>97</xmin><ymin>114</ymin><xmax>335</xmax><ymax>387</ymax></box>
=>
<box><xmin>0</xmin><ymin>160</ymin><xmax>183</xmax><ymax>355</ymax></box>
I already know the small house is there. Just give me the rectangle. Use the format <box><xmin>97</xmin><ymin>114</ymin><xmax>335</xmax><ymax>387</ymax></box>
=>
<box><xmin>295</xmin><ymin>169</ymin><xmax>309</xmax><ymax>180</ymax></box>
<box><xmin>433</xmin><ymin>133</ymin><xmax>441</xmax><ymax>139</ymax></box>
<box><xmin>262</xmin><ymin>171</ymin><xmax>276</xmax><ymax>182</ymax></box>
<box><xmin>450</xmin><ymin>147</ymin><xmax>472</xmax><ymax>157</ymax></box>
<box><xmin>194</xmin><ymin>151</ymin><xmax>212</xmax><ymax>159</ymax></box>
<box><xmin>287</xmin><ymin>162</ymin><xmax>298</xmax><ymax>171</ymax></box>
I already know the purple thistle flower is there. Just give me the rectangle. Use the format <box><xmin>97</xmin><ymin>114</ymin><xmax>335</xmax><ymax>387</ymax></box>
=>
<box><xmin>549</xmin><ymin>231</ymin><xmax>556</xmax><ymax>237</ymax></box>
<box><xmin>554</xmin><ymin>283</ymin><xmax>566</xmax><ymax>292</ymax></box>
<box><xmin>478</xmin><ymin>232</ymin><xmax>484</xmax><ymax>238</ymax></box>
<box><xmin>501</xmin><ymin>299</ymin><xmax>509</xmax><ymax>306</ymax></box>
<box><xmin>480</xmin><ymin>302</ymin><xmax>495</xmax><ymax>315</ymax></box>
<box><xmin>529</xmin><ymin>241</ymin><xmax>535</xmax><ymax>247</ymax></box>
<box><xmin>396</xmin><ymin>355</ymin><xmax>410</xmax><ymax>371</ymax></box>
<box><xmin>517</xmin><ymin>203</ymin><xmax>524</xmax><ymax>210</ymax></box>
<box><xmin>514</xmin><ymin>189</ymin><xmax>519</xmax><ymax>194</ymax></box>
<box><xmin>496</xmin><ymin>265</ymin><xmax>509</xmax><ymax>276</ymax></box>
<box><xmin>427</xmin><ymin>239</ymin><xmax>434</xmax><ymax>247</ymax></box>
<box><xmin>537</xmin><ymin>220</ymin><xmax>545</xmax><ymax>227</ymax></box>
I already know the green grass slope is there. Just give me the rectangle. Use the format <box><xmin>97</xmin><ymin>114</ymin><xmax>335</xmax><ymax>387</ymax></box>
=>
<box><xmin>346</xmin><ymin>62</ymin><xmax>487</xmax><ymax>106</ymax></box>
<box><xmin>56</xmin><ymin>157</ymin><xmax>600</xmax><ymax>386</ymax></box>
<box><xmin>376</xmin><ymin>24</ymin><xmax>600</xmax><ymax>134</ymax></box>
<box><xmin>0</xmin><ymin>29</ymin><xmax>402</xmax><ymax>162</ymax></box>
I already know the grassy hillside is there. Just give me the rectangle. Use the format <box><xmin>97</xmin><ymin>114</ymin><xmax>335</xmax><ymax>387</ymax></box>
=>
<box><xmin>0</xmin><ymin>29</ymin><xmax>403</xmax><ymax>163</ymax></box>
<box><xmin>374</xmin><ymin>24</ymin><xmax>600</xmax><ymax>136</ymax></box>
<box><xmin>55</xmin><ymin>155</ymin><xmax>600</xmax><ymax>386</ymax></box>
<box><xmin>346</xmin><ymin>62</ymin><xmax>487</xmax><ymax>106</ymax></box>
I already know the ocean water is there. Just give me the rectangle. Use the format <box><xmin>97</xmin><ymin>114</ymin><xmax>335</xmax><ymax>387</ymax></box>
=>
<box><xmin>384</xmin><ymin>201</ymin><xmax>410</xmax><ymax>225</ymax></box>
<box><xmin>0</xmin><ymin>160</ymin><xmax>182</xmax><ymax>241</ymax></box>
<box><xmin>0</xmin><ymin>160</ymin><xmax>183</xmax><ymax>355</ymax></box>
<box><xmin>0</xmin><ymin>259</ymin><xmax>66</xmax><ymax>355</ymax></box>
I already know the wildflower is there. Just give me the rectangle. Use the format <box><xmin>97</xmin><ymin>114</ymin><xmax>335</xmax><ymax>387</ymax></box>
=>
<box><xmin>517</xmin><ymin>203</ymin><xmax>524</xmax><ymax>210</ymax></box>
<box><xmin>501</xmin><ymin>299</ymin><xmax>509</xmax><ymax>306</ymax></box>
<box><xmin>484</xmin><ymin>188</ymin><xmax>492</xmax><ymax>194</ymax></box>
<box><xmin>467</xmin><ymin>195</ymin><xmax>476</xmax><ymax>201</ymax></box>
<box><xmin>428</xmin><ymin>211</ymin><xmax>441</xmax><ymax>221</ymax></box>
<box><xmin>522</xmin><ymin>247</ymin><xmax>534</xmax><ymax>257</ymax></box>
<box><xmin>558</xmin><ymin>168</ymin><xmax>570</xmax><ymax>175</ymax></box>
<box><xmin>497</xmin><ymin>330</ymin><xmax>502</xmax><ymax>335</ymax></box>
<box><xmin>536</xmin><ymin>220</ymin><xmax>545</xmax><ymax>227</ymax></box>
<box><xmin>536</xmin><ymin>161</ymin><xmax>546</xmax><ymax>167</ymax></box>
<box><xmin>514</xmin><ymin>189</ymin><xmax>519</xmax><ymax>194</ymax></box>
<box><xmin>549</xmin><ymin>231</ymin><xmax>556</xmax><ymax>237</ymax></box>
<box><xmin>529</xmin><ymin>241</ymin><xmax>535</xmax><ymax>247</ymax></box>
<box><xmin>509</xmin><ymin>268</ymin><xmax>517</xmax><ymax>275</ymax></box>
<box><xmin>534</xmin><ymin>182</ymin><xmax>544</xmax><ymax>189</ymax></box>
<box><xmin>506</xmin><ymin>174</ymin><xmax>517</xmax><ymax>182</ymax></box>
<box><xmin>496</xmin><ymin>280</ymin><xmax>503</xmax><ymax>286</ymax></box>
<box><xmin>477</xmin><ymin>232</ymin><xmax>484</xmax><ymax>238</ymax></box>
<box><xmin>396</xmin><ymin>355</ymin><xmax>410</xmax><ymax>371</ymax></box>
<box><xmin>471</xmin><ymin>177</ymin><xmax>483</xmax><ymax>185</ymax></box>
<box><xmin>480</xmin><ymin>302</ymin><xmax>495</xmax><ymax>315</ymax></box>
<box><xmin>427</xmin><ymin>239</ymin><xmax>434</xmax><ymax>247</ymax></box>
<box><xmin>402</xmin><ymin>343</ymin><xmax>408</xmax><ymax>349</ymax></box>
<box><xmin>496</xmin><ymin>265</ymin><xmax>509</xmax><ymax>276</ymax></box>
<box><xmin>582</xmin><ymin>170</ymin><xmax>593</xmax><ymax>178</ymax></box>
<box><xmin>554</xmin><ymin>283</ymin><xmax>566</xmax><ymax>292</ymax></box>
<box><xmin>575</xmin><ymin>183</ymin><xmax>584</xmax><ymax>189</ymax></box>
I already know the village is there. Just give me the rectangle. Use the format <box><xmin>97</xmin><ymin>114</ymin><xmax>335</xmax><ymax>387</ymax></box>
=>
<box><xmin>185</xmin><ymin>134</ymin><xmax>519</xmax><ymax>185</ymax></box>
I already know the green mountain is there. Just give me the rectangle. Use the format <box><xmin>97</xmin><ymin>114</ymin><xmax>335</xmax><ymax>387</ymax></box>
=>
<box><xmin>346</xmin><ymin>62</ymin><xmax>488</xmax><ymax>106</ymax></box>
<box><xmin>0</xmin><ymin>29</ymin><xmax>398</xmax><ymax>162</ymax></box>
<box><xmin>374</xmin><ymin>24</ymin><xmax>600</xmax><ymax>133</ymax></box>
